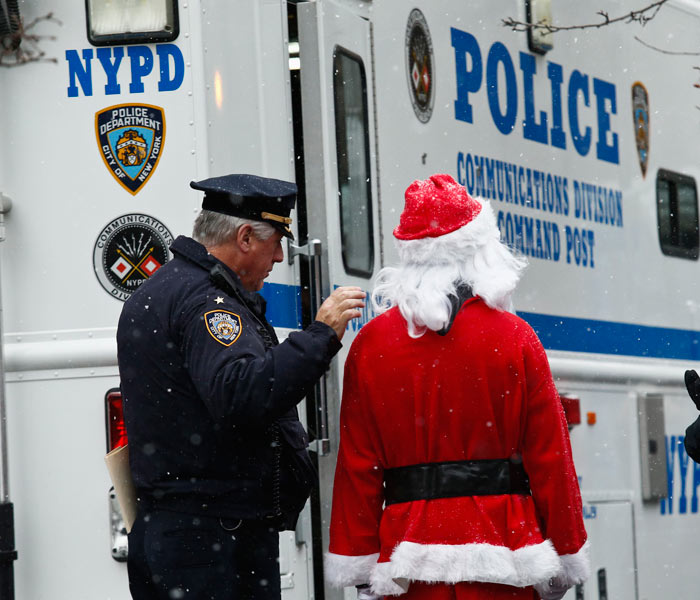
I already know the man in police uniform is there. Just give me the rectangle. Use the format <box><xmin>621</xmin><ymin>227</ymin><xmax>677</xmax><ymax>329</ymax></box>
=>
<box><xmin>117</xmin><ymin>174</ymin><xmax>366</xmax><ymax>600</ymax></box>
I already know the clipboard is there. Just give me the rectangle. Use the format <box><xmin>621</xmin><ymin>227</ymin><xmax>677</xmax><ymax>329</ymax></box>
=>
<box><xmin>104</xmin><ymin>443</ymin><xmax>137</xmax><ymax>533</ymax></box>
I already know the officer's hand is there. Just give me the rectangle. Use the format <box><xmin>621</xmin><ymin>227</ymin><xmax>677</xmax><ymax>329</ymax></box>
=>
<box><xmin>686</xmin><ymin>370</ymin><xmax>700</xmax><ymax>410</ymax></box>
<box><xmin>315</xmin><ymin>286</ymin><xmax>366</xmax><ymax>341</ymax></box>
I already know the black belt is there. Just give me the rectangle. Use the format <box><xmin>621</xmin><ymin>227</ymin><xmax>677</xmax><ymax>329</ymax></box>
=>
<box><xmin>383</xmin><ymin>458</ymin><xmax>531</xmax><ymax>506</ymax></box>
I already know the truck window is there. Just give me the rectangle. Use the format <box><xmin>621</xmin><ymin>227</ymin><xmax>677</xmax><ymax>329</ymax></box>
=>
<box><xmin>656</xmin><ymin>169</ymin><xmax>699</xmax><ymax>259</ymax></box>
<box><xmin>333</xmin><ymin>47</ymin><xmax>374</xmax><ymax>278</ymax></box>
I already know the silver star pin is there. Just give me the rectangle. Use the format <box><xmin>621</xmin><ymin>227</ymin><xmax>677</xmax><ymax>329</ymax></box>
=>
<box><xmin>214</xmin><ymin>297</ymin><xmax>224</xmax><ymax>304</ymax></box>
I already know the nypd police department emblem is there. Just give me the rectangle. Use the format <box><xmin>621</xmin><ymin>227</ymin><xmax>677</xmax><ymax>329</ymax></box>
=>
<box><xmin>96</xmin><ymin>103</ymin><xmax>166</xmax><ymax>195</ymax></box>
<box><xmin>405</xmin><ymin>8</ymin><xmax>435</xmax><ymax>124</ymax></box>
<box><xmin>631</xmin><ymin>82</ymin><xmax>649</xmax><ymax>178</ymax></box>
<box><xmin>205</xmin><ymin>310</ymin><xmax>242</xmax><ymax>346</ymax></box>
<box><xmin>93</xmin><ymin>213</ymin><xmax>173</xmax><ymax>302</ymax></box>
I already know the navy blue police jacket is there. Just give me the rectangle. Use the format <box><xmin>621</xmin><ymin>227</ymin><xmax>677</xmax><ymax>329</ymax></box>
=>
<box><xmin>117</xmin><ymin>236</ymin><xmax>341</xmax><ymax>528</ymax></box>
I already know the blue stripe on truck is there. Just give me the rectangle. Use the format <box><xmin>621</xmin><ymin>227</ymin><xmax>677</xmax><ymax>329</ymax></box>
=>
<box><xmin>261</xmin><ymin>283</ymin><xmax>700</xmax><ymax>360</ymax></box>
<box><xmin>260</xmin><ymin>282</ymin><xmax>302</xmax><ymax>329</ymax></box>
<box><xmin>518</xmin><ymin>311</ymin><xmax>700</xmax><ymax>361</ymax></box>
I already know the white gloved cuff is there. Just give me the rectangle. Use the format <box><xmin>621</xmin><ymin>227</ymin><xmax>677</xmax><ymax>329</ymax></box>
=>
<box><xmin>534</xmin><ymin>577</ymin><xmax>570</xmax><ymax>600</ymax></box>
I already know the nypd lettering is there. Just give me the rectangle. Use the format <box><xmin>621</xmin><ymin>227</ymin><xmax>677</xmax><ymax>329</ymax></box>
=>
<box><xmin>405</xmin><ymin>9</ymin><xmax>435</xmax><ymax>124</ymax></box>
<box><xmin>96</xmin><ymin>104</ymin><xmax>165</xmax><ymax>194</ymax></box>
<box><xmin>66</xmin><ymin>44</ymin><xmax>184</xmax><ymax>98</ymax></box>
<box><xmin>451</xmin><ymin>28</ymin><xmax>619</xmax><ymax>165</ymax></box>
<box><xmin>93</xmin><ymin>214</ymin><xmax>173</xmax><ymax>301</ymax></box>
<box><xmin>205</xmin><ymin>310</ymin><xmax>242</xmax><ymax>346</ymax></box>
<box><xmin>661</xmin><ymin>434</ymin><xmax>700</xmax><ymax>516</ymax></box>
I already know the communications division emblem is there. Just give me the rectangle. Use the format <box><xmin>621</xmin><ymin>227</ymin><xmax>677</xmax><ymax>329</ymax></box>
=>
<box><xmin>96</xmin><ymin>103</ymin><xmax>166</xmax><ymax>194</ymax></box>
<box><xmin>205</xmin><ymin>310</ymin><xmax>242</xmax><ymax>346</ymax></box>
<box><xmin>405</xmin><ymin>8</ymin><xmax>435</xmax><ymax>123</ymax></box>
<box><xmin>93</xmin><ymin>213</ymin><xmax>173</xmax><ymax>302</ymax></box>
<box><xmin>632</xmin><ymin>82</ymin><xmax>649</xmax><ymax>178</ymax></box>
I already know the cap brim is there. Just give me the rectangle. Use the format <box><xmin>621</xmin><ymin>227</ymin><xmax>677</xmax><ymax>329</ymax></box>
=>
<box><xmin>274</xmin><ymin>222</ymin><xmax>294</xmax><ymax>240</ymax></box>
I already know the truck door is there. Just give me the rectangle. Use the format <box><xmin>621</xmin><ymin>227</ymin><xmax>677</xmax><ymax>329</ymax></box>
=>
<box><xmin>297</xmin><ymin>1</ymin><xmax>381</xmax><ymax>598</ymax></box>
<box><xmin>568</xmin><ymin>501</ymin><xmax>636</xmax><ymax>600</ymax></box>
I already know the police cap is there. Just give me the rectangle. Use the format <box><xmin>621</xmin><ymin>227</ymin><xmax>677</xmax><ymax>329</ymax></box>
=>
<box><xmin>190</xmin><ymin>174</ymin><xmax>297</xmax><ymax>239</ymax></box>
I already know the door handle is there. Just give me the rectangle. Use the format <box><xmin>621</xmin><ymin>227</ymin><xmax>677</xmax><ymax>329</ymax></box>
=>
<box><xmin>287</xmin><ymin>239</ymin><xmax>330</xmax><ymax>456</ymax></box>
<box><xmin>597</xmin><ymin>568</ymin><xmax>607</xmax><ymax>600</ymax></box>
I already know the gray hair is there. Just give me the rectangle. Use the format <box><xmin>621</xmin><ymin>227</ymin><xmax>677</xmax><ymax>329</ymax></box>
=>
<box><xmin>192</xmin><ymin>209</ymin><xmax>276</xmax><ymax>247</ymax></box>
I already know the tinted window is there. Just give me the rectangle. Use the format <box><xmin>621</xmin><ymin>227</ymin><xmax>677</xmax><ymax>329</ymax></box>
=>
<box><xmin>333</xmin><ymin>48</ymin><xmax>374</xmax><ymax>277</ymax></box>
<box><xmin>657</xmin><ymin>169</ymin><xmax>699</xmax><ymax>260</ymax></box>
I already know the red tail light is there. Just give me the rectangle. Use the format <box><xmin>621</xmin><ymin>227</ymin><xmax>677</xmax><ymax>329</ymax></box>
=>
<box><xmin>559</xmin><ymin>393</ymin><xmax>581</xmax><ymax>428</ymax></box>
<box><xmin>105</xmin><ymin>389</ymin><xmax>128</xmax><ymax>452</ymax></box>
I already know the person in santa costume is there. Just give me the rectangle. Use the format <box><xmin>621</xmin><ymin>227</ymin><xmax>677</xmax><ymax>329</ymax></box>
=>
<box><xmin>325</xmin><ymin>174</ymin><xmax>590</xmax><ymax>600</ymax></box>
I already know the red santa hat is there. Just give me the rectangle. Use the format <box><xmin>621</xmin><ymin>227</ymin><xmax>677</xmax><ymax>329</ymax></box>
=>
<box><xmin>394</xmin><ymin>173</ymin><xmax>482</xmax><ymax>240</ymax></box>
<box><xmin>375</xmin><ymin>173</ymin><xmax>523</xmax><ymax>324</ymax></box>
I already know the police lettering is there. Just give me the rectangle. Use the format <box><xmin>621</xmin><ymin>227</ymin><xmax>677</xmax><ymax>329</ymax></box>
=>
<box><xmin>564</xmin><ymin>226</ymin><xmax>595</xmax><ymax>268</ymax></box>
<box><xmin>458</xmin><ymin>152</ymin><xmax>569</xmax><ymax>217</ymax></box>
<box><xmin>66</xmin><ymin>44</ymin><xmax>185</xmax><ymax>98</ymax></box>
<box><xmin>573</xmin><ymin>180</ymin><xmax>623</xmax><ymax>227</ymax></box>
<box><xmin>99</xmin><ymin>110</ymin><xmax>162</xmax><ymax>135</ymax></box>
<box><xmin>96</xmin><ymin>214</ymin><xmax>174</xmax><ymax>249</ymax></box>
<box><xmin>451</xmin><ymin>27</ymin><xmax>619</xmax><ymax>164</ymax></box>
<box><xmin>497</xmin><ymin>211</ymin><xmax>561</xmax><ymax>263</ymax></box>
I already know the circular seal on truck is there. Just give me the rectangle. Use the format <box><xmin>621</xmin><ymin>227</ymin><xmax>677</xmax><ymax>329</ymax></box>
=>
<box><xmin>93</xmin><ymin>213</ymin><xmax>173</xmax><ymax>302</ymax></box>
<box><xmin>405</xmin><ymin>8</ymin><xmax>435</xmax><ymax>123</ymax></box>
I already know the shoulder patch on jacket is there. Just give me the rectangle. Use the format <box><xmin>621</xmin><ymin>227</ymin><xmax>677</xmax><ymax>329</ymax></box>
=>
<box><xmin>204</xmin><ymin>310</ymin><xmax>242</xmax><ymax>346</ymax></box>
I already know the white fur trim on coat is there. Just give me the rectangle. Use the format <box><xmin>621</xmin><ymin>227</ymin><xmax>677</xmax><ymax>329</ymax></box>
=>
<box><xmin>324</xmin><ymin>552</ymin><xmax>380</xmax><ymax>588</ymax></box>
<box><xmin>558</xmin><ymin>541</ymin><xmax>591</xmax><ymax>586</ymax></box>
<box><xmin>370</xmin><ymin>540</ymin><xmax>561</xmax><ymax>597</ymax></box>
<box><xmin>534</xmin><ymin>542</ymin><xmax>591</xmax><ymax>599</ymax></box>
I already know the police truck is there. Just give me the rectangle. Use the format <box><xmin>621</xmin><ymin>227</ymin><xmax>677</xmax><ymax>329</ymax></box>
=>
<box><xmin>0</xmin><ymin>0</ymin><xmax>699</xmax><ymax>598</ymax></box>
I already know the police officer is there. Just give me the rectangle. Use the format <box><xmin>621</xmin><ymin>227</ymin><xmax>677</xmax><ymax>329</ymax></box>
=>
<box><xmin>117</xmin><ymin>174</ymin><xmax>366</xmax><ymax>600</ymax></box>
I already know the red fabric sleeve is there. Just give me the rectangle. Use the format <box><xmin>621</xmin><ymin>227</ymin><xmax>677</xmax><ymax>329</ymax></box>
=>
<box><xmin>328</xmin><ymin>343</ymin><xmax>385</xmax><ymax>557</ymax></box>
<box><xmin>520</xmin><ymin>327</ymin><xmax>587</xmax><ymax>557</ymax></box>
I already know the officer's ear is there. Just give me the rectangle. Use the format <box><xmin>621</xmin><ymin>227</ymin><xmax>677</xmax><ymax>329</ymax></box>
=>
<box><xmin>236</xmin><ymin>224</ymin><xmax>255</xmax><ymax>253</ymax></box>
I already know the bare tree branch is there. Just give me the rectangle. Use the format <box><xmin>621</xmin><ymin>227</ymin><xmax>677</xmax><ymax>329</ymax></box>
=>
<box><xmin>0</xmin><ymin>12</ymin><xmax>61</xmax><ymax>67</ymax></box>
<box><xmin>502</xmin><ymin>0</ymin><xmax>668</xmax><ymax>33</ymax></box>
<box><xmin>634</xmin><ymin>35</ymin><xmax>700</xmax><ymax>56</ymax></box>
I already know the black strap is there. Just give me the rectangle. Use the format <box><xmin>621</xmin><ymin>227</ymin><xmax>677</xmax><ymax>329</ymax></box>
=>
<box><xmin>383</xmin><ymin>458</ymin><xmax>530</xmax><ymax>506</ymax></box>
<box><xmin>209</xmin><ymin>263</ymin><xmax>283</xmax><ymax>519</ymax></box>
<box><xmin>209</xmin><ymin>264</ymin><xmax>278</xmax><ymax>348</ymax></box>
<box><xmin>436</xmin><ymin>284</ymin><xmax>474</xmax><ymax>336</ymax></box>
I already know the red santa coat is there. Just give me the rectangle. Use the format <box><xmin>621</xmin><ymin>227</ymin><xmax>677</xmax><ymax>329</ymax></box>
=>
<box><xmin>326</xmin><ymin>298</ymin><xmax>589</xmax><ymax>596</ymax></box>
